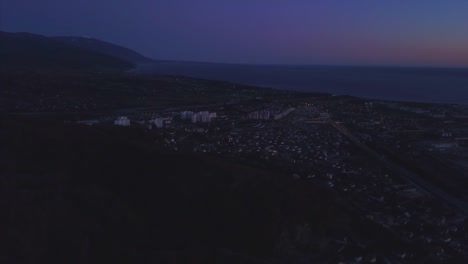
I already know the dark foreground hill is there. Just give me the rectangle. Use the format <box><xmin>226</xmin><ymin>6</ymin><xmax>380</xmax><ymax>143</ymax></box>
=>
<box><xmin>0</xmin><ymin>31</ymin><xmax>133</xmax><ymax>73</ymax></box>
<box><xmin>0</xmin><ymin>116</ymin><xmax>406</xmax><ymax>263</ymax></box>
<box><xmin>53</xmin><ymin>36</ymin><xmax>154</xmax><ymax>64</ymax></box>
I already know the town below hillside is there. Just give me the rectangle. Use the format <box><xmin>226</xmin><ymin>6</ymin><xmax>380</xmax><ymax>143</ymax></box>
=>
<box><xmin>2</xmin><ymin>71</ymin><xmax>468</xmax><ymax>263</ymax></box>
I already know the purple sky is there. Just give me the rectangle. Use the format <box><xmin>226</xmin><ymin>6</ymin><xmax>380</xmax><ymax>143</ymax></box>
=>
<box><xmin>3</xmin><ymin>0</ymin><xmax>468</xmax><ymax>66</ymax></box>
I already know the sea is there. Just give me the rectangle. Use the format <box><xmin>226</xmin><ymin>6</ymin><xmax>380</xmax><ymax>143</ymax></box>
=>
<box><xmin>135</xmin><ymin>62</ymin><xmax>468</xmax><ymax>105</ymax></box>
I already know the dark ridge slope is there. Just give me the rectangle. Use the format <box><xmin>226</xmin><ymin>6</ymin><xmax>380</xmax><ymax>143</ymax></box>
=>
<box><xmin>53</xmin><ymin>36</ymin><xmax>154</xmax><ymax>64</ymax></box>
<box><xmin>0</xmin><ymin>31</ymin><xmax>133</xmax><ymax>73</ymax></box>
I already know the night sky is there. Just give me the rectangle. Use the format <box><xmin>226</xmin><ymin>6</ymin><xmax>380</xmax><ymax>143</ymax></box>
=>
<box><xmin>3</xmin><ymin>0</ymin><xmax>468</xmax><ymax>66</ymax></box>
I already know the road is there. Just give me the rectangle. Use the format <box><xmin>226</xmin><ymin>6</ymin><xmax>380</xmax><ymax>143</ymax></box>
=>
<box><xmin>329</xmin><ymin>120</ymin><xmax>468</xmax><ymax>215</ymax></box>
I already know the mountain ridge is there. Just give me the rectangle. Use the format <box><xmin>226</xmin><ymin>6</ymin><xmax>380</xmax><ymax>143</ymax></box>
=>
<box><xmin>53</xmin><ymin>36</ymin><xmax>154</xmax><ymax>64</ymax></box>
<box><xmin>0</xmin><ymin>31</ymin><xmax>153</xmax><ymax>73</ymax></box>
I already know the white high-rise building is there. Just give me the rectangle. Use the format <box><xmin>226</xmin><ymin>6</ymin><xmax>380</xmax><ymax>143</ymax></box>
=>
<box><xmin>191</xmin><ymin>114</ymin><xmax>198</xmax><ymax>123</ymax></box>
<box><xmin>154</xmin><ymin>118</ymin><xmax>164</xmax><ymax>128</ymax></box>
<box><xmin>249</xmin><ymin>111</ymin><xmax>259</xmax><ymax>119</ymax></box>
<box><xmin>259</xmin><ymin>110</ymin><xmax>270</xmax><ymax>120</ymax></box>
<box><xmin>200</xmin><ymin>111</ymin><xmax>211</xmax><ymax>123</ymax></box>
<box><xmin>114</xmin><ymin>116</ymin><xmax>130</xmax><ymax>126</ymax></box>
<box><xmin>188</xmin><ymin>111</ymin><xmax>214</xmax><ymax>123</ymax></box>
<box><xmin>181</xmin><ymin>111</ymin><xmax>194</xmax><ymax>120</ymax></box>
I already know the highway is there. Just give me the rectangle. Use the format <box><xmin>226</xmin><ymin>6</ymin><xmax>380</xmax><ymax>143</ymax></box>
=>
<box><xmin>329</xmin><ymin>120</ymin><xmax>468</xmax><ymax>215</ymax></box>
